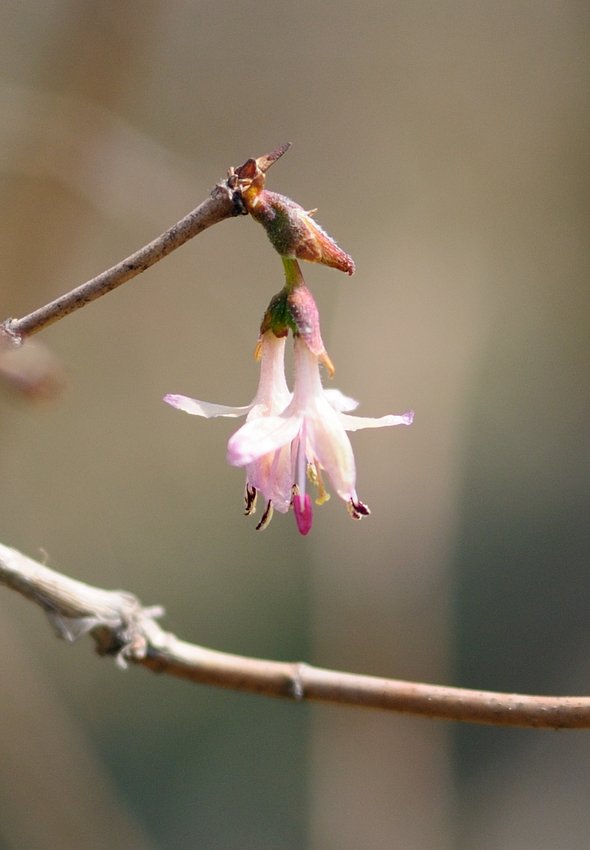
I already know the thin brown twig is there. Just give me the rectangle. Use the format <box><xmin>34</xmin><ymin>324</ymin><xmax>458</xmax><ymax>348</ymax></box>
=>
<box><xmin>1</xmin><ymin>541</ymin><xmax>589</xmax><ymax>729</ymax></box>
<box><xmin>0</xmin><ymin>143</ymin><xmax>291</xmax><ymax>343</ymax></box>
<box><xmin>0</xmin><ymin>189</ymin><xmax>233</xmax><ymax>343</ymax></box>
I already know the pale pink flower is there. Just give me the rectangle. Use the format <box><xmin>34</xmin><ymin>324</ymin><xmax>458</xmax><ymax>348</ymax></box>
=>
<box><xmin>164</xmin><ymin>331</ymin><xmax>293</xmax><ymax>528</ymax></box>
<box><xmin>227</xmin><ymin>336</ymin><xmax>414</xmax><ymax>534</ymax></box>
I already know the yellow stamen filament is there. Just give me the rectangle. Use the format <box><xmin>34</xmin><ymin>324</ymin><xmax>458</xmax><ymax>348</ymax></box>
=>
<box><xmin>308</xmin><ymin>463</ymin><xmax>331</xmax><ymax>506</ymax></box>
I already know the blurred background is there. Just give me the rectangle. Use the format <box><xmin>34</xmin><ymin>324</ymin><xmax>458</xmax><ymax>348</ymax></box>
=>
<box><xmin>0</xmin><ymin>1</ymin><xmax>588</xmax><ymax>848</ymax></box>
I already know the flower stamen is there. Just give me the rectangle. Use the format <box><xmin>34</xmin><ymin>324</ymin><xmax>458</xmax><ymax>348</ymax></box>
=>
<box><xmin>347</xmin><ymin>497</ymin><xmax>371</xmax><ymax>520</ymax></box>
<box><xmin>308</xmin><ymin>462</ymin><xmax>331</xmax><ymax>505</ymax></box>
<box><xmin>244</xmin><ymin>483</ymin><xmax>257</xmax><ymax>516</ymax></box>
<box><xmin>255</xmin><ymin>500</ymin><xmax>274</xmax><ymax>531</ymax></box>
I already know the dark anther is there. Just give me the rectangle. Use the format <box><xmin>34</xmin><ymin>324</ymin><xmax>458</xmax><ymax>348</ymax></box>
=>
<box><xmin>244</xmin><ymin>484</ymin><xmax>257</xmax><ymax>515</ymax></box>
<box><xmin>348</xmin><ymin>498</ymin><xmax>371</xmax><ymax>520</ymax></box>
<box><xmin>255</xmin><ymin>500</ymin><xmax>273</xmax><ymax>531</ymax></box>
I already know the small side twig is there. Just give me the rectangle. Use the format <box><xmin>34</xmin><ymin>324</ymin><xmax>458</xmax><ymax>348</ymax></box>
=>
<box><xmin>0</xmin><ymin>143</ymin><xmax>291</xmax><ymax>343</ymax></box>
<box><xmin>2</xmin><ymin>541</ymin><xmax>590</xmax><ymax>729</ymax></box>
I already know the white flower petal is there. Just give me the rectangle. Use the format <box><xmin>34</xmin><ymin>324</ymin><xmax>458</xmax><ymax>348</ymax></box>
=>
<box><xmin>323</xmin><ymin>388</ymin><xmax>359</xmax><ymax>412</ymax></box>
<box><xmin>306</xmin><ymin>402</ymin><xmax>356</xmax><ymax>498</ymax></box>
<box><xmin>339</xmin><ymin>410</ymin><xmax>414</xmax><ymax>432</ymax></box>
<box><xmin>164</xmin><ymin>393</ymin><xmax>251</xmax><ymax>419</ymax></box>
<box><xmin>227</xmin><ymin>414</ymin><xmax>302</xmax><ymax>466</ymax></box>
<box><xmin>247</xmin><ymin>443</ymin><xmax>293</xmax><ymax>513</ymax></box>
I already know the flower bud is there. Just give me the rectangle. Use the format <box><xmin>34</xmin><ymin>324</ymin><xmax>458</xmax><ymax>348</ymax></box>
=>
<box><xmin>236</xmin><ymin>153</ymin><xmax>355</xmax><ymax>274</ymax></box>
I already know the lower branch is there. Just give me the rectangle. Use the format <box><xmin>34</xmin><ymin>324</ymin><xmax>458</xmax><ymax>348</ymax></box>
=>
<box><xmin>1</xmin><ymin>542</ymin><xmax>589</xmax><ymax>729</ymax></box>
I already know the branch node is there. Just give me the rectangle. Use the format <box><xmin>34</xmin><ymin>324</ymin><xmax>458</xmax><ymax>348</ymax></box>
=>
<box><xmin>290</xmin><ymin>662</ymin><xmax>307</xmax><ymax>701</ymax></box>
<box><xmin>90</xmin><ymin>603</ymin><xmax>166</xmax><ymax>668</ymax></box>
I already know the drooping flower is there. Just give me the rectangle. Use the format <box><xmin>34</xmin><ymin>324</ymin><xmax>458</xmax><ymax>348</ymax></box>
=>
<box><xmin>227</xmin><ymin>335</ymin><xmax>414</xmax><ymax>535</ymax></box>
<box><xmin>164</xmin><ymin>330</ymin><xmax>293</xmax><ymax>529</ymax></box>
<box><xmin>165</xmin><ymin>251</ymin><xmax>413</xmax><ymax>535</ymax></box>
<box><xmin>163</xmin><ymin>326</ymin><xmax>361</xmax><ymax>533</ymax></box>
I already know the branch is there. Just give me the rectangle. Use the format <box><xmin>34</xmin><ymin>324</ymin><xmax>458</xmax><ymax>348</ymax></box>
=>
<box><xmin>2</xmin><ymin>542</ymin><xmax>589</xmax><ymax>729</ymax></box>
<box><xmin>0</xmin><ymin>143</ymin><xmax>291</xmax><ymax>343</ymax></box>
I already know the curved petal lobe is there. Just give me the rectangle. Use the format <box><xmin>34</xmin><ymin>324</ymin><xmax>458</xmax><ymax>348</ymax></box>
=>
<box><xmin>164</xmin><ymin>394</ymin><xmax>251</xmax><ymax>419</ymax></box>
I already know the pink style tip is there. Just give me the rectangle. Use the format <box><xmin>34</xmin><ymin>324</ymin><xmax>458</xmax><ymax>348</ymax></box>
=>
<box><xmin>293</xmin><ymin>492</ymin><xmax>313</xmax><ymax>536</ymax></box>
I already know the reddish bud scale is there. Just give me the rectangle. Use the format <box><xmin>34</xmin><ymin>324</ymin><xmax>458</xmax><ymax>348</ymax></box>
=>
<box><xmin>236</xmin><ymin>149</ymin><xmax>354</xmax><ymax>274</ymax></box>
<box><xmin>287</xmin><ymin>282</ymin><xmax>325</xmax><ymax>359</ymax></box>
<box><xmin>246</xmin><ymin>190</ymin><xmax>355</xmax><ymax>275</ymax></box>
